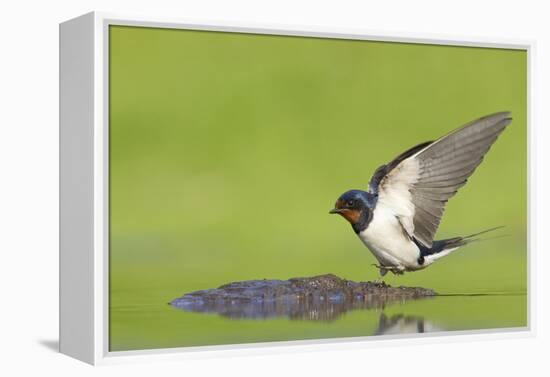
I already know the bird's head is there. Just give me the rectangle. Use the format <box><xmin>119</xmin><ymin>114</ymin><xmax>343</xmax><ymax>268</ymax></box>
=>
<box><xmin>329</xmin><ymin>190</ymin><xmax>373</xmax><ymax>227</ymax></box>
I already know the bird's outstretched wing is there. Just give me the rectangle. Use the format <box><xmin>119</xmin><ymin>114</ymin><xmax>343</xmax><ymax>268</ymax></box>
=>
<box><xmin>368</xmin><ymin>112</ymin><xmax>511</xmax><ymax>248</ymax></box>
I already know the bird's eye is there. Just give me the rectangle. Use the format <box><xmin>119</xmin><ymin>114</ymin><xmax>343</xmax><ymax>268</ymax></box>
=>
<box><xmin>347</xmin><ymin>200</ymin><xmax>354</xmax><ymax>207</ymax></box>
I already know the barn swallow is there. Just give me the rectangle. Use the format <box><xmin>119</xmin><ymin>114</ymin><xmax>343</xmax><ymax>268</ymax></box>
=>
<box><xmin>330</xmin><ymin>112</ymin><xmax>511</xmax><ymax>277</ymax></box>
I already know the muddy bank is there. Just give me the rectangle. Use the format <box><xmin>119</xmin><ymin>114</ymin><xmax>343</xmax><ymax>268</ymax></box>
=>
<box><xmin>170</xmin><ymin>274</ymin><xmax>435</xmax><ymax>321</ymax></box>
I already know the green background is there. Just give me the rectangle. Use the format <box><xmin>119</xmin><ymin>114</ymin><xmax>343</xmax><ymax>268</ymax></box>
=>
<box><xmin>109</xmin><ymin>25</ymin><xmax>527</xmax><ymax>351</ymax></box>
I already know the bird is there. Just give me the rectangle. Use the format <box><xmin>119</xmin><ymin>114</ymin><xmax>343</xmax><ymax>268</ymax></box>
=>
<box><xmin>329</xmin><ymin>112</ymin><xmax>511</xmax><ymax>277</ymax></box>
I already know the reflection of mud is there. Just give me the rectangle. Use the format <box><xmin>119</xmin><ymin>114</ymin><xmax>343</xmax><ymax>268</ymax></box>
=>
<box><xmin>171</xmin><ymin>292</ymin><xmax>431</xmax><ymax>321</ymax></box>
<box><xmin>170</xmin><ymin>274</ymin><xmax>434</xmax><ymax>322</ymax></box>
<box><xmin>374</xmin><ymin>313</ymin><xmax>444</xmax><ymax>335</ymax></box>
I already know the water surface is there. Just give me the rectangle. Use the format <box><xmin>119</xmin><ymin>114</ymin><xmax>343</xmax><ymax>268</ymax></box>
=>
<box><xmin>110</xmin><ymin>290</ymin><xmax>526</xmax><ymax>351</ymax></box>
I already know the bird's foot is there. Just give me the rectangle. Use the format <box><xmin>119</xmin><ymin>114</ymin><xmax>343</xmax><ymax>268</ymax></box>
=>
<box><xmin>371</xmin><ymin>264</ymin><xmax>404</xmax><ymax>277</ymax></box>
<box><xmin>373</xmin><ymin>277</ymin><xmax>385</xmax><ymax>284</ymax></box>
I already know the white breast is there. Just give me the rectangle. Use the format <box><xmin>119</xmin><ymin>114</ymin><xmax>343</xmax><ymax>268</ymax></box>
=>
<box><xmin>358</xmin><ymin>203</ymin><xmax>421</xmax><ymax>270</ymax></box>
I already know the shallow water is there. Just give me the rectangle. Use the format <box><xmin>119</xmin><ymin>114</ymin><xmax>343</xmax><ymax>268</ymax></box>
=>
<box><xmin>109</xmin><ymin>291</ymin><xmax>526</xmax><ymax>351</ymax></box>
<box><xmin>108</xmin><ymin>239</ymin><xmax>527</xmax><ymax>352</ymax></box>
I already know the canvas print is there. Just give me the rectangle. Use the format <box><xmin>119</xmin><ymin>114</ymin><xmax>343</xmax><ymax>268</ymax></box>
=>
<box><xmin>108</xmin><ymin>25</ymin><xmax>527</xmax><ymax>351</ymax></box>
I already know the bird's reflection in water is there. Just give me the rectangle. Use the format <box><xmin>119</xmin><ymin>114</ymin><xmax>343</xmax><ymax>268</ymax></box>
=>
<box><xmin>171</xmin><ymin>291</ymin><xmax>441</xmax><ymax>334</ymax></box>
<box><xmin>374</xmin><ymin>313</ymin><xmax>443</xmax><ymax>335</ymax></box>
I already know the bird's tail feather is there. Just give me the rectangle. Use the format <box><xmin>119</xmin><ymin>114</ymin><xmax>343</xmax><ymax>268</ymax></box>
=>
<box><xmin>423</xmin><ymin>226</ymin><xmax>504</xmax><ymax>263</ymax></box>
<box><xmin>461</xmin><ymin>226</ymin><xmax>505</xmax><ymax>241</ymax></box>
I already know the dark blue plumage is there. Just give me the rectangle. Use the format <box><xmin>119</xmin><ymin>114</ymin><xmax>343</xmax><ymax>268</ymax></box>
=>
<box><xmin>331</xmin><ymin>190</ymin><xmax>376</xmax><ymax>234</ymax></box>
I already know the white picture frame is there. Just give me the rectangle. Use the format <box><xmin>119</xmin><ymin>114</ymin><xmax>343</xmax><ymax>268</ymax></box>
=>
<box><xmin>59</xmin><ymin>11</ymin><xmax>534</xmax><ymax>365</ymax></box>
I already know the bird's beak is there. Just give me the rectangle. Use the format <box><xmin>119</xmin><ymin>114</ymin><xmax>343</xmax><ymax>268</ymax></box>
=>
<box><xmin>329</xmin><ymin>208</ymin><xmax>342</xmax><ymax>214</ymax></box>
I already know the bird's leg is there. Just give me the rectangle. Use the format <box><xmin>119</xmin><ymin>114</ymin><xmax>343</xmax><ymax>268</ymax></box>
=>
<box><xmin>385</xmin><ymin>266</ymin><xmax>405</xmax><ymax>275</ymax></box>
<box><xmin>391</xmin><ymin>268</ymin><xmax>405</xmax><ymax>276</ymax></box>
<box><xmin>371</xmin><ymin>264</ymin><xmax>388</xmax><ymax>283</ymax></box>
<box><xmin>371</xmin><ymin>264</ymin><xmax>405</xmax><ymax>280</ymax></box>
